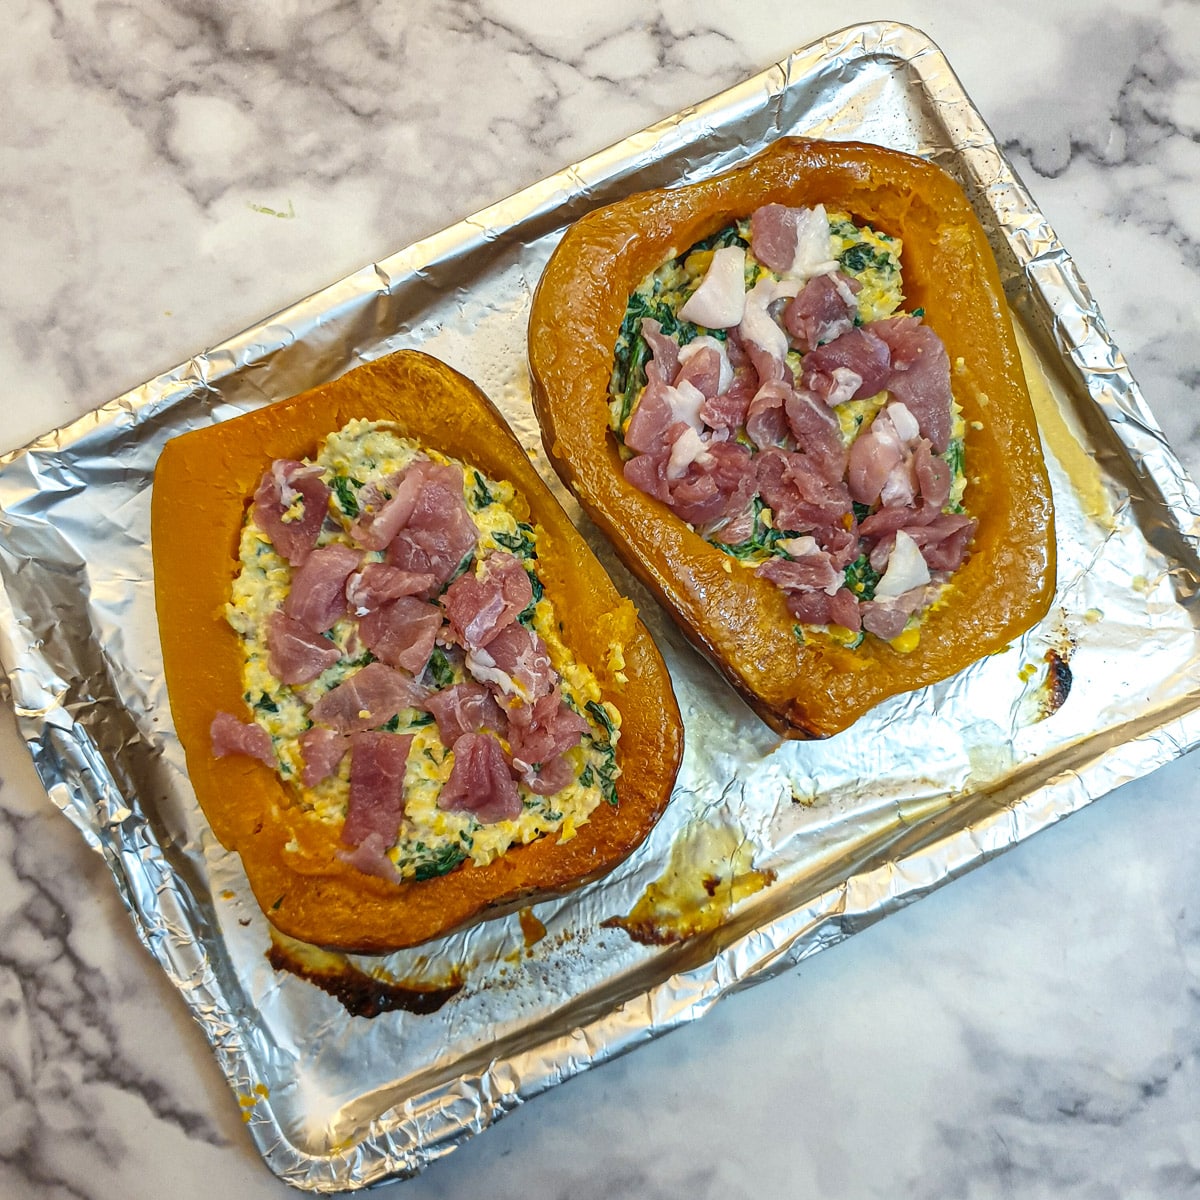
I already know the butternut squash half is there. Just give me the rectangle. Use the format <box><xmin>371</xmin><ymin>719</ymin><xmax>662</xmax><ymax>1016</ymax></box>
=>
<box><xmin>527</xmin><ymin>137</ymin><xmax>1056</xmax><ymax>738</ymax></box>
<box><xmin>152</xmin><ymin>350</ymin><xmax>683</xmax><ymax>952</ymax></box>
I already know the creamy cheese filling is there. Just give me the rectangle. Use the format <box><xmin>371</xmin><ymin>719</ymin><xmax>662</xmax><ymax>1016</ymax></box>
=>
<box><xmin>227</xmin><ymin>420</ymin><xmax>621</xmax><ymax>881</ymax></box>
<box><xmin>608</xmin><ymin>209</ymin><xmax>970</xmax><ymax>651</ymax></box>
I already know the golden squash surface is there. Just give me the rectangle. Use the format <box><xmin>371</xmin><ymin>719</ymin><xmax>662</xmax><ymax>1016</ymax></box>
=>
<box><xmin>527</xmin><ymin>137</ymin><xmax>1056</xmax><ymax>738</ymax></box>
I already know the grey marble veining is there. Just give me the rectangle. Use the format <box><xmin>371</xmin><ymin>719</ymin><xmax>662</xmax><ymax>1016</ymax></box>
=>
<box><xmin>3</xmin><ymin>2</ymin><xmax>1200</xmax><ymax>1197</ymax></box>
<box><xmin>989</xmin><ymin>1</ymin><xmax>1200</xmax><ymax>474</ymax></box>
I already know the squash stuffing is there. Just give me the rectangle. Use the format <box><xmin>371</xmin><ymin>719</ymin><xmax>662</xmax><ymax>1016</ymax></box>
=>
<box><xmin>528</xmin><ymin>137</ymin><xmax>1056</xmax><ymax>738</ymax></box>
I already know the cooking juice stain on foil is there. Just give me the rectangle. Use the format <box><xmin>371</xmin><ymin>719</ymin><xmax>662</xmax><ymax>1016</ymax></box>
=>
<box><xmin>267</xmin><ymin>935</ymin><xmax>464</xmax><ymax>1017</ymax></box>
<box><xmin>1014</xmin><ymin>319</ymin><xmax>1115</xmax><ymax>531</ymax></box>
<box><xmin>604</xmin><ymin>820</ymin><xmax>776</xmax><ymax>945</ymax></box>
<box><xmin>519</xmin><ymin>906</ymin><xmax>548</xmax><ymax>950</ymax></box>
<box><xmin>1041</xmin><ymin>648</ymin><xmax>1073</xmax><ymax>717</ymax></box>
<box><xmin>1021</xmin><ymin>598</ymin><xmax>1076</xmax><ymax>723</ymax></box>
<box><xmin>237</xmin><ymin>1084</ymin><xmax>271</xmax><ymax>1124</ymax></box>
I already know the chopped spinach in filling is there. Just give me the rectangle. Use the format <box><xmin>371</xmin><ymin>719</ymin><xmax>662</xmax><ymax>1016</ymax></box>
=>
<box><xmin>609</xmin><ymin>209</ymin><xmax>970</xmax><ymax>649</ymax></box>
<box><xmin>227</xmin><ymin>421</ymin><xmax>623</xmax><ymax>880</ymax></box>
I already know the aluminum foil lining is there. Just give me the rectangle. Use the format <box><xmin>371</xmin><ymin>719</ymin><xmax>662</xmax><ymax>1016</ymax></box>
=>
<box><xmin>2</xmin><ymin>21</ymin><xmax>1199</xmax><ymax>1192</ymax></box>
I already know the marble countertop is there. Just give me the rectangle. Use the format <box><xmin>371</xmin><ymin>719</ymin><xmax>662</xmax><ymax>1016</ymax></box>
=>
<box><xmin>4</xmin><ymin>1</ymin><xmax>1200</xmax><ymax>1196</ymax></box>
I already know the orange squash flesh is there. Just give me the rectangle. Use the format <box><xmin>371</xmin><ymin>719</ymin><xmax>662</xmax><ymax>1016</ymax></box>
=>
<box><xmin>527</xmin><ymin>137</ymin><xmax>1056</xmax><ymax>738</ymax></box>
<box><xmin>151</xmin><ymin>350</ymin><xmax>683</xmax><ymax>953</ymax></box>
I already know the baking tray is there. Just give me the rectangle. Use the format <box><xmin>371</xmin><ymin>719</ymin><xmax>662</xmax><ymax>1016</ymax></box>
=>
<box><xmin>2</xmin><ymin>20</ymin><xmax>1199</xmax><ymax>1191</ymax></box>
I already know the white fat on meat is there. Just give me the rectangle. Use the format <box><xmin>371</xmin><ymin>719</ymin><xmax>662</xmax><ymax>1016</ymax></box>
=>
<box><xmin>678</xmin><ymin>245</ymin><xmax>747</xmax><ymax>328</ymax></box>
<box><xmin>465</xmin><ymin>644</ymin><xmax>523</xmax><ymax>699</ymax></box>
<box><xmin>778</xmin><ymin>534</ymin><xmax>819</xmax><ymax>558</ymax></box>
<box><xmin>874</xmin><ymin>530</ymin><xmax>931</xmax><ymax>599</ymax></box>
<box><xmin>831</xmin><ymin>272</ymin><xmax>860</xmax><ymax>308</ymax></box>
<box><xmin>876</xmin><ymin>404</ymin><xmax>923</xmax><ymax>507</ymax></box>
<box><xmin>271</xmin><ymin>459</ymin><xmax>305</xmax><ymax>512</ymax></box>
<box><xmin>778</xmin><ymin>535</ymin><xmax>844</xmax><ymax>595</ymax></box>
<box><xmin>786</xmin><ymin>204</ymin><xmax>839</xmax><ymax>281</ymax></box>
<box><xmin>678</xmin><ymin>335</ymin><xmax>734</xmax><ymax>393</ymax></box>
<box><xmin>666</xmin><ymin>426</ymin><xmax>715</xmax><ymax>480</ymax></box>
<box><xmin>665</xmin><ymin>377</ymin><xmax>706</xmax><ymax>432</ymax></box>
<box><xmin>825</xmin><ymin>367</ymin><xmax>864</xmax><ymax>407</ymax></box>
<box><xmin>886</xmin><ymin>401</ymin><xmax>921</xmax><ymax>444</ymax></box>
<box><xmin>739</xmin><ymin>276</ymin><xmax>803</xmax><ymax>364</ymax></box>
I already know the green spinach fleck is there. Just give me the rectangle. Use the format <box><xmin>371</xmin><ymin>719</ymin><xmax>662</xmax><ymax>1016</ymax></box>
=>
<box><xmin>471</xmin><ymin>470</ymin><xmax>495</xmax><ymax>510</ymax></box>
<box><xmin>518</xmin><ymin>568</ymin><xmax>545</xmax><ymax>627</ymax></box>
<box><xmin>944</xmin><ymin>438</ymin><xmax>966</xmax><ymax>512</ymax></box>
<box><xmin>410</xmin><ymin>842</ymin><xmax>468</xmax><ymax>881</ymax></box>
<box><xmin>331</xmin><ymin>474</ymin><xmax>362</xmax><ymax>518</ymax></box>
<box><xmin>595</xmin><ymin>744</ymin><xmax>619</xmax><ymax>806</ymax></box>
<box><xmin>690</xmin><ymin>221</ymin><xmax>750</xmax><ymax>254</ymax></box>
<box><xmin>844</xmin><ymin>553</ymin><xmax>881</xmax><ymax>601</ymax></box>
<box><xmin>840</xmin><ymin>242</ymin><xmax>896</xmax><ymax>275</ymax></box>
<box><xmin>585</xmin><ymin>699</ymin><xmax>616</xmax><ymax>741</ymax></box>
<box><xmin>427</xmin><ymin>646</ymin><xmax>456</xmax><ymax>690</ymax></box>
<box><xmin>492</xmin><ymin>523</ymin><xmax>537</xmax><ymax>559</ymax></box>
<box><xmin>710</xmin><ymin>498</ymin><xmax>801</xmax><ymax>562</ymax></box>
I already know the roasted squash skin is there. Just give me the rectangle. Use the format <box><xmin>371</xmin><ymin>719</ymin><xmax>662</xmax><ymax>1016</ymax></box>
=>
<box><xmin>527</xmin><ymin>137</ymin><xmax>1056</xmax><ymax>738</ymax></box>
<box><xmin>151</xmin><ymin>350</ymin><xmax>683</xmax><ymax>952</ymax></box>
